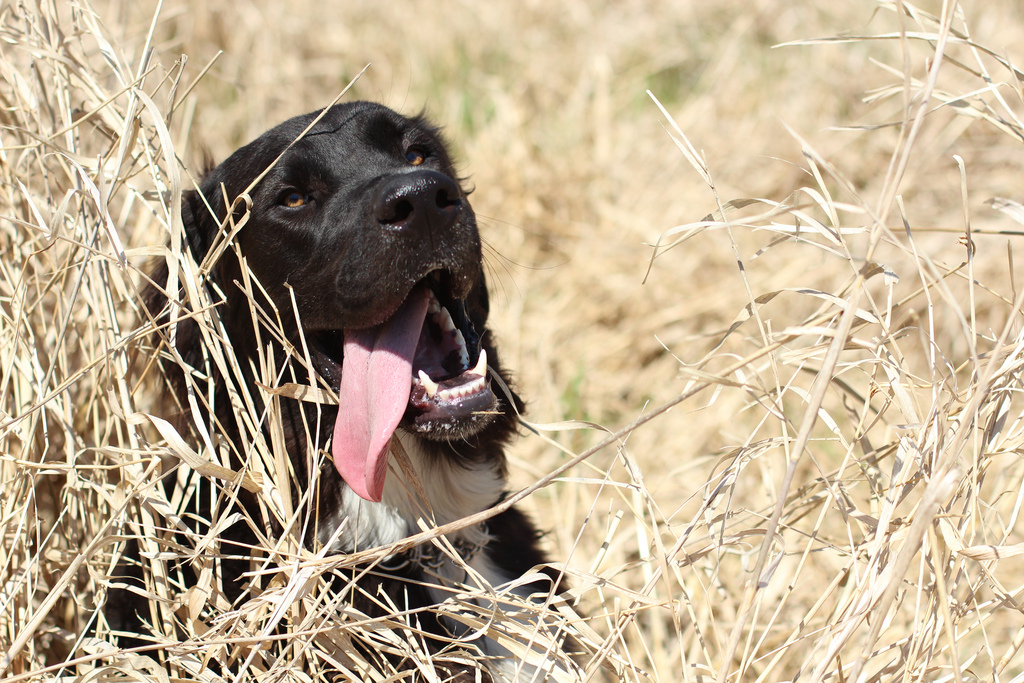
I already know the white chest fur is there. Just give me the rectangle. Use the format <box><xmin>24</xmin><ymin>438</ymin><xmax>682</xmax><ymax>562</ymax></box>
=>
<box><xmin>316</xmin><ymin>430</ymin><xmax>503</xmax><ymax>555</ymax></box>
<box><xmin>313</xmin><ymin>433</ymin><xmax>576</xmax><ymax>682</ymax></box>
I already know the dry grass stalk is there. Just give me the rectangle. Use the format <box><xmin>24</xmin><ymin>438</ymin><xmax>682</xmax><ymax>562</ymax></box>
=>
<box><xmin>3</xmin><ymin>0</ymin><xmax>1024</xmax><ymax>681</ymax></box>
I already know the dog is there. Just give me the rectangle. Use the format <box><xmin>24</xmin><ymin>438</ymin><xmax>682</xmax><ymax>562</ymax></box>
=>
<box><xmin>120</xmin><ymin>101</ymin><xmax>579</xmax><ymax>680</ymax></box>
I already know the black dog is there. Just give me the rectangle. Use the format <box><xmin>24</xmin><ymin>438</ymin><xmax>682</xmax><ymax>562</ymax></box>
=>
<box><xmin>124</xmin><ymin>102</ymin><xmax>577</xmax><ymax>679</ymax></box>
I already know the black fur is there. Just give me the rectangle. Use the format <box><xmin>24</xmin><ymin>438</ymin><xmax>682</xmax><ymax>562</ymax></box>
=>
<box><xmin>111</xmin><ymin>102</ymin><xmax>565</xmax><ymax>678</ymax></box>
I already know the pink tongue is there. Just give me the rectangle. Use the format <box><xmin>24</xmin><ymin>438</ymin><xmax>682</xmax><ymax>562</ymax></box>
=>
<box><xmin>332</xmin><ymin>288</ymin><xmax>430</xmax><ymax>502</ymax></box>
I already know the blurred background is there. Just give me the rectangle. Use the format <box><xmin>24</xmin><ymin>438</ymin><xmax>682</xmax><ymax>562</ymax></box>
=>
<box><xmin>5</xmin><ymin>0</ymin><xmax>1024</xmax><ymax>679</ymax></box>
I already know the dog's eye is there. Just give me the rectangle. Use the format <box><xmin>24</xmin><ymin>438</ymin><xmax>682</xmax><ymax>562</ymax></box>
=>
<box><xmin>282</xmin><ymin>192</ymin><xmax>308</xmax><ymax>208</ymax></box>
<box><xmin>405</xmin><ymin>147</ymin><xmax>427</xmax><ymax>166</ymax></box>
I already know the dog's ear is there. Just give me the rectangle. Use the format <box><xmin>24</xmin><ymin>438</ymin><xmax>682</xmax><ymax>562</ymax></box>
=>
<box><xmin>179</xmin><ymin>191</ymin><xmax>206</xmax><ymax>263</ymax></box>
<box><xmin>181</xmin><ymin>188</ymin><xmax>224</xmax><ymax>263</ymax></box>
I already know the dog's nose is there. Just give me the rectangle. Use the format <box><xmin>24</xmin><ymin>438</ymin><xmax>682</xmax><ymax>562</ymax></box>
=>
<box><xmin>374</xmin><ymin>170</ymin><xmax>462</xmax><ymax>237</ymax></box>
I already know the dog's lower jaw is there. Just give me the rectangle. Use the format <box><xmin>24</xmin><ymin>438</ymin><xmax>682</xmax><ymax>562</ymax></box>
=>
<box><xmin>405</xmin><ymin>407</ymin><xmax>500</xmax><ymax>441</ymax></box>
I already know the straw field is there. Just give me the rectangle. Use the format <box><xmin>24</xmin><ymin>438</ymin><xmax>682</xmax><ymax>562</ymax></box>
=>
<box><xmin>3</xmin><ymin>0</ymin><xmax>1024</xmax><ymax>680</ymax></box>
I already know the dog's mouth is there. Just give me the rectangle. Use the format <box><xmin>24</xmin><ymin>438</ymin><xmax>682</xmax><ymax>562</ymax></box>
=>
<box><xmin>408</xmin><ymin>283</ymin><xmax>495</xmax><ymax>421</ymax></box>
<box><xmin>308</xmin><ymin>271</ymin><xmax>496</xmax><ymax>502</ymax></box>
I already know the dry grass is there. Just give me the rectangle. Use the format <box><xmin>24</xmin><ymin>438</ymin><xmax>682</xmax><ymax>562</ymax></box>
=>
<box><xmin>4</xmin><ymin>0</ymin><xmax>1024</xmax><ymax>680</ymax></box>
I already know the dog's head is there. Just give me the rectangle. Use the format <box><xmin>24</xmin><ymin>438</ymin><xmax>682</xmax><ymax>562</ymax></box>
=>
<box><xmin>181</xmin><ymin>101</ymin><xmax>506</xmax><ymax>502</ymax></box>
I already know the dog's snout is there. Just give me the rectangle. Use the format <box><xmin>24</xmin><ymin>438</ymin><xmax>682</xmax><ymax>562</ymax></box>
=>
<box><xmin>375</xmin><ymin>170</ymin><xmax>461</xmax><ymax>236</ymax></box>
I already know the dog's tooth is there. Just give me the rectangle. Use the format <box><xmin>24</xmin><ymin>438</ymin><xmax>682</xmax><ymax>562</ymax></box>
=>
<box><xmin>453</xmin><ymin>329</ymin><xmax>469</xmax><ymax>366</ymax></box>
<box><xmin>471</xmin><ymin>348</ymin><xmax>488</xmax><ymax>377</ymax></box>
<box><xmin>427</xmin><ymin>293</ymin><xmax>441</xmax><ymax>314</ymax></box>
<box><xmin>439</xmin><ymin>307</ymin><xmax>455</xmax><ymax>332</ymax></box>
<box><xmin>434</xmin><ymin>375</ymin><xmax>486</xmax><ymax>403</ymax></box>
<box><xmin>418</xmin><ymin>370</ymin><xmax>439</xmax><ymax>399</ymax></box>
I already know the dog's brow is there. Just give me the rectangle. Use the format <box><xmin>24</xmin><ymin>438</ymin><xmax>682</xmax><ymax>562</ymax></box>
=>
<box><xmin>308</xmin><ymin>109</ymin><xmax>367</xmax><ymax>139</ymax></box>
